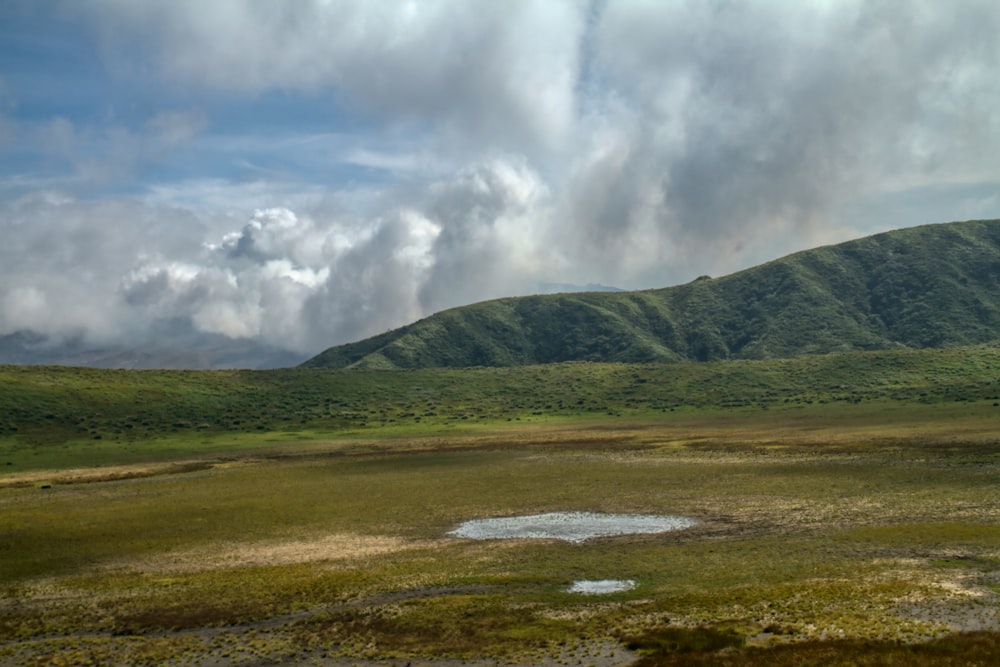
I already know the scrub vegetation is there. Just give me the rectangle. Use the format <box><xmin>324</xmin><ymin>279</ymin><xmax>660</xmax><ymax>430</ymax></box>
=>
<box><xmin>3</xmin><ymin>343</ymin><xmax>1000</xmax><ymax>471</ymax></box>
<box><xmin>1</xmin><ymin>347</ymin><xmax>998</xmax><ymax>665</ymax></box>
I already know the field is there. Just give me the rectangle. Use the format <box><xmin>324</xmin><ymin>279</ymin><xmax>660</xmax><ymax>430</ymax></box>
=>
<box><xmin>1</xmin><ymin>348</ymin><xmax>999</xmax><ymax>665</ymax></box>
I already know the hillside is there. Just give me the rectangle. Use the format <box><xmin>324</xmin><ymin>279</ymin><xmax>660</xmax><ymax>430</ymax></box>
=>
<box><xmin>4</xmin><ymin>345</ymin><xmax>1000</xmax><ymax>459</ymax></box>
<box><xmin>303</xmin><ymin>219</ymin><xmax>1000</xmax><ymax>369</ymax></box>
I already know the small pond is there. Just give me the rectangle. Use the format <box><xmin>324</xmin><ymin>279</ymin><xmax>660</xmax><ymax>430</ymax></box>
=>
<box><xmin>448</xmin><ymin>511</ymin><xmax>698</xmax><ymax>543</ymax></box>
<box><xmin>568</xmin><ymin>579</ymin><xmax>636</xmax><ymax>594</ymax></box>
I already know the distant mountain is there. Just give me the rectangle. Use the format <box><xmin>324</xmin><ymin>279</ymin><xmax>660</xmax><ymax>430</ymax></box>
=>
<box><xmin>537</xmin><ymin>282</ymin><xmax>625</xmax><ymax>294</ymax></box>
<box><xmin>303</xmin><ymin>219</ymin><xmax>1000</xmax><ymax>369</ymax></box>
<box><xmin>0</xmin><ymin>329</ymin><xmax>307</xmax><ymax>370</ymax></box>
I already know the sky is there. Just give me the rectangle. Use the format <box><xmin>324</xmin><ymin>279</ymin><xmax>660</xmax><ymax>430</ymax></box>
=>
<box><xmin>1</xmin><ymin>0</ymin><xmax>999</xmax><ymax>361</ymax></box>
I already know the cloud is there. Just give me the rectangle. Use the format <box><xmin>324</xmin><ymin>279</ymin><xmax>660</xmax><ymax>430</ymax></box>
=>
<box><xmin>552</xmin><ymin>0</ymin><xmax>1000</xmax><ymax>279</ymax></box>
<box><xmin>119</xmin><ymin>208</ymin><xmax>336</xmax><ymax>351</ymax></box>
<box><xmin>417</xmin><ymin>155</ymin><xmax>549</xmax><ymax>313</ymax></box>
<box><xmin>146</xmin><ymin>109</ymin><xmax>208</xmax><ymax>152</ymax></box>
<box><xmin>117</xmin><ymin>157</ymin><xmax>548</xmax><ymax>352</ymax></box>
<box><xmin>28</xmin><ymin>109</ymin><xmax>207</xmax><ymax>187</ymax></box>
<box><xmin>0</xmin><ymin>154</ymin><xmax>554</xmax><ymax>355</ymax></box>
<box><xmin>1</xmin><ymin>287</ymin><xmax>49</xmax><ymax>333</ymax></box>
<box><xmin>2</xmin><ymin>0</ymin><xmax>999</xmax><ymax>364</ymax></box>
<box><xmin>39</xmin><ymin>117</ymin><xmax>78</xmax><ymax>157</ymax></box>
<box><xmin>79</xmin><ymin>0</ymin><xmax>584</xmax><ymax>159</ymax></box>
<box><xmin>0</xmin><ymin>192</ymin><xmax>214</xmax><ymax>342</ymax></box>
<box><xmin>342</xmin><ymin>148</ymin><xmax>445</xmax><ymax>177</ymax></box>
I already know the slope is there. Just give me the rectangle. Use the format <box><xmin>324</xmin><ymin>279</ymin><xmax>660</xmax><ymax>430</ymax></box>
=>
<box><xmin>303</xmin><ymin>219</ymin><xmax>1000</xmax><ymax>369</ymax></box>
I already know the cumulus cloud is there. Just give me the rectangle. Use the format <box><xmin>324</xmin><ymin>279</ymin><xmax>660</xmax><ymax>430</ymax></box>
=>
<box><xmin>0</xmin><ymin>154</ymin><xmax>557</xmax><ymax>355</ymax></box>
<box><xmin>417</xmin><ymin>156</ymin><xmax>549</xmax><ymax>312</ymax></box>
<box><xmin>111</xmin><ymin>156</ymin><xmax>549</xmax><ymax>352</ymax></box>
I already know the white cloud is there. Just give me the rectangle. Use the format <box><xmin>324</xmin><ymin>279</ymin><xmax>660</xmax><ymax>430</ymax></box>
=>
<box><xmin>99</xmin><ymin>156</ymin><xmax>554</xmax><ymax>353</ymax></box>
<box><xmin>343</xmin><ymin>148</ymin><xmax>446</xmax><ymax>177</ymax></box>
<box><xmin>1</xmin><ymin>287</ymin><xmax>48</xmax><ymax>333</ymax></box>
<box><xmin>78</xmin><ymin>0</ymin><xmax>585</xmax><ymax>159</ymax></box>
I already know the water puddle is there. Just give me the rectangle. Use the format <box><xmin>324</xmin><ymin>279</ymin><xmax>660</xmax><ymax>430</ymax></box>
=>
<box><xmin>448</xmin><ymin>511</ymin><xmax>697</xmax><ymax>543</ymax></box>
<box><xmin>568</xmin><ymin>579</ymin><xmax>636</xmax><ymax>594</ymax></box>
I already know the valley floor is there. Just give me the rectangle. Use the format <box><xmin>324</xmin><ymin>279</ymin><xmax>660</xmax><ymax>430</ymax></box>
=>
<box><xmin>2</xmin><ymin>406</ymin><xmax>999</xmax><ymax>666</ymax></box>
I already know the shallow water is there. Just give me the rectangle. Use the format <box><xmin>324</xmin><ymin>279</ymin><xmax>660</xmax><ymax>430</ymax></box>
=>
<box><xmin>447</xmin><ymin>511</ymin><xmax>698</xmax><ymax>543</ymax></box>
<box><xmin>568</xmin><ymin>579</ymin><xmax>637</xmax><ymax>594</ymax></box>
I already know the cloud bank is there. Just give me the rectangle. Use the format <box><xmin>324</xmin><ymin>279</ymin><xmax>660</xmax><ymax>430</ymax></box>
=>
<box><xmin>1</xmin><ymin>0</ymin><xmax>998</xmax><ymax>362</ymax></box>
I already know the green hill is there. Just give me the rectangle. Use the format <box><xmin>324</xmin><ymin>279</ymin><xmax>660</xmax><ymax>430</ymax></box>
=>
<box><xmin>4</xmin><ymin>345</ymin><xmax>1000</xmax><ymax>460</ymax></box>
<box><xmin>303</xmin><ymin>219</ymin><xmax>1000</xmax><ymax>369</ymax></box>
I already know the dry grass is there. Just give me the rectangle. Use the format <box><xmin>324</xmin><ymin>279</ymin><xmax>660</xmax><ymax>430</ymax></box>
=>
<box><xmin>96</xmin><ymin>533</ymin><xmax>437</xmax><ymax>574</ymax></box>
<box><xmin>0</xmin><ymin>460</ymin><xmax>218</xmax><ymax>489</ymax></box>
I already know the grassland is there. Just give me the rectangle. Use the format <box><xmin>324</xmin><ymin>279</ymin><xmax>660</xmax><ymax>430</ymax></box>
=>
<box><xmin>1</xmin><ymin>348</ymin><xmax>999</xmax><ymax>665</ymax></box>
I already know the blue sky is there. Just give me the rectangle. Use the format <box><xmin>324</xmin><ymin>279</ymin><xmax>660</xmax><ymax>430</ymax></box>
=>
<box><xmin>0</xmin><ymin>5</ymin><xmax>377</xmax><ymax>193</ymax></box>
<box><xmin>1</xmin><ymin>0</ymin><xmax>999</xmax><ymax>362</ymax></box>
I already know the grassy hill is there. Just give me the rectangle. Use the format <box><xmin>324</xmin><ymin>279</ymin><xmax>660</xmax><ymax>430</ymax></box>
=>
<box><xmin>303</xmin><ymin>219</ymin><xmax>1000</xmax><ymax>369</ymax></box>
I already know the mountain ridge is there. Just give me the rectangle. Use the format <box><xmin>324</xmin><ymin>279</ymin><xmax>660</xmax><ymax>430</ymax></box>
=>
<box><xmin>303</xmin><ymin>219</ymin><xmax>1000</xmax><ymax>369</ymax></box>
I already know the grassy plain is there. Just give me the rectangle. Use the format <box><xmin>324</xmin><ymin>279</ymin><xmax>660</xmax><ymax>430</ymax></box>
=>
<box><xmin>1</xmin><ymin>349</ymin><xmax>999</xmax><ymax>665</ymax></box>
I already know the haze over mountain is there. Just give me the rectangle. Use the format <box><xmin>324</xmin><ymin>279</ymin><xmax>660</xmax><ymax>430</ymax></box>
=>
<box><xmin>303</xmin><ymin>219</ymin><xmax>1000</xmax><ymax>369</ymax></box>
<box><xmin>0</xmin><ymin>324</ymin><xmax>306</xmax><ymax>370</ymax></box>
<box><xmin>1</xmin><ymin>2</ymin><xmax>999</xmax><ymax>369</ymax></box>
